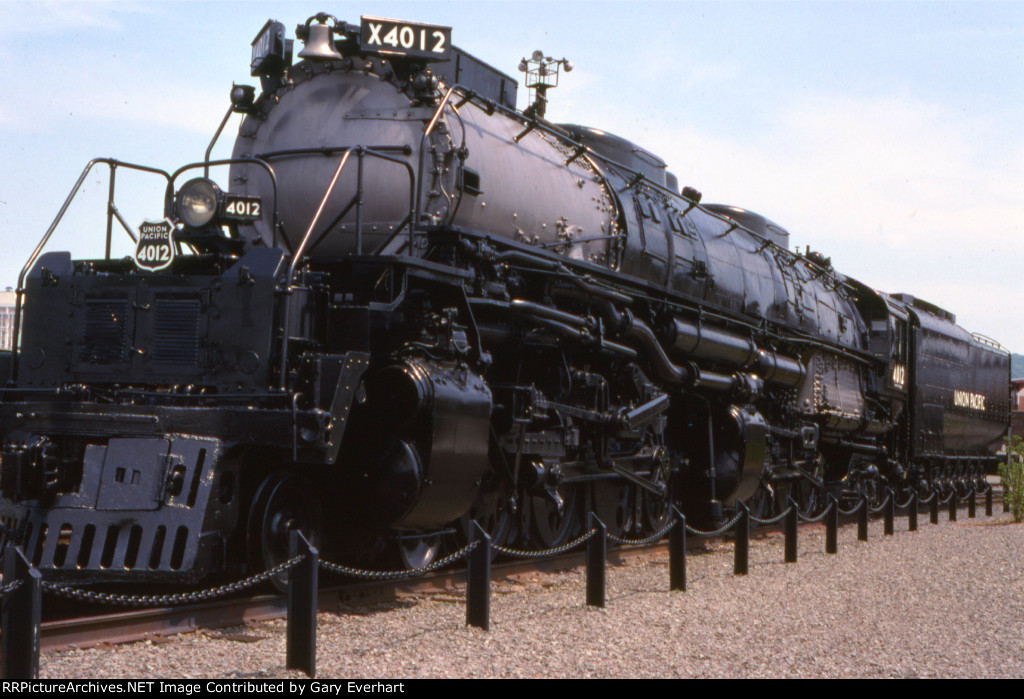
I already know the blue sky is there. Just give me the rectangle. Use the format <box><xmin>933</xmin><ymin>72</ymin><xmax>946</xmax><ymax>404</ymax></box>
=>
<box><xmin>1</xmin><ymin>1</ymin><xmax>1022</xmax><ymax>349</ymax></box>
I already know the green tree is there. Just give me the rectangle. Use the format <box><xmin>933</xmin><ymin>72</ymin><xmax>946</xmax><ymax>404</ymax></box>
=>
<box><xmin>1000</xmin><ymin>436</ymin><xmax>1024</xmax><ymax>522</ymax></box>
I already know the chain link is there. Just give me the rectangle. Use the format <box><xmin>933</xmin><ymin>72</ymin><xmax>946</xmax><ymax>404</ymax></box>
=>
<box><xmin>749</xmin><ymin>506</ymin><xmax>794</xmax><ymax>527</ymax></box>
<box><xmin>318</xmin><ymin>540</ymin><xmax>478</xmax><ymax>579</ymax></box>
<box><xmin>607</xmin><ymin>518</ymin><xmax>677</xmax><ymax>546</ymax></box>
<box><xmin>867</xmin><ymin>499</ymin><xmax>889</xmax><ymax>515</ymax></box>
<box><xmin>685</xmin><ymin>512</ymin><xmax>741</xmax><ymax>537</ymax></box>
<box><xmin>797</xmin><ymin>503</ymin><xmax>832</xmax><ymax>524</ymax></box>
<box><xmin>837</xmin><ymin>499</ymin><xmax>864</xmax><ymax>517</ymax></box>
<box><xmin>41</xmin><ymin>556</ymin><xmax>303</xmax><ymax>607</ymax></box>
<box><xmin>0</xmin><ymin>578</ymin><xmax>23</xmax><ymax>597</ymax></box>
<box><xmin>893</xmin><ymin>494</ymin><xmax>915</xmax><ymax>510</ymax></box>
<box><xmin>492</xmin><ymin>528</ymin><xmax>597</xmax><ymax>559</ymax></box>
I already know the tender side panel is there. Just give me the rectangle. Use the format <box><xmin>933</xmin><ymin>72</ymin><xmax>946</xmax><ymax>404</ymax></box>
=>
<box><xmin>911</xmin><ymin>307</ymin><xmax>1009</xmax><ymax>456</ymax></box>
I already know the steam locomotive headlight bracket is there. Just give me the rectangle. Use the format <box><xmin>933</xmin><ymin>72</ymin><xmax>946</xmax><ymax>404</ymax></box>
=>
<box><xmin>175</xmin><ymin>178</ymin><xmax>264</xmax><ymax>230</ymax></box>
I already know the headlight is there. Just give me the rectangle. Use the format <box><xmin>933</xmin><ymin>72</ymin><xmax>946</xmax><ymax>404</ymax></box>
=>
<box><xmin>176</xmin><ymin>178</ymin><xmax>221</xmax><ymax>228</ymax></box>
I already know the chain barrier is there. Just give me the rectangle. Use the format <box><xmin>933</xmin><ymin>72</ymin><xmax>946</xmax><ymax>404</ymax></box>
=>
<box><xmin>959</xmin><ymin>489</ymin><xmax>975</xmax><ymax>503</ymax></box>
<box><xmin>319</xmin><ymin>540</ymin><xmax>479</xmax><ymax>579</ymax></box>
<box><xmin>0</xmin><ymin>578</ymin><xmax>23</xmax><ymax>597</ymax></box>
<box><xmin>749</xmin><ymin>506</ymin><xmax>793</xmax><ymax>527</ymax></box>
<box><xmin>41</xmin><ymin>556</ymin><xmax>304</xmax><ymax>607</ymax></box>
<box><xmin>18</xmin><ymin>480</ymin><xmax>999</xmax><ymax>611</ymax></box>
<box><xmin>492</xmin><ymin>528</ymin><xmax>597</xmax><ymax>559</ymax></box>
<box><xmin>893</xmin><ymin>493</ymin><xmax>915</xmax><ymax>511</ymax></box>
<box><xmin>607</xmin><ymin>518</ymin><xmax>677</xmax><ymax>546</ymax></box>
<box><xmin>798</xmin><ymin>502</ymin><xmax>832</xmax><ymax>524</ymax></box>
<box><xmin>685</xmin><ymin>512</ymin><xmax>741</xmax><ymax>537</ymax></box>
<box><xmin>867</xmin><ymin>494</ymin><xmax>891</xmax><ymax>516</ymax></box>
<box><xmin>837</xmin><ymin>499</ymin><xmax>864</xmax><ymax>517</ymax></box>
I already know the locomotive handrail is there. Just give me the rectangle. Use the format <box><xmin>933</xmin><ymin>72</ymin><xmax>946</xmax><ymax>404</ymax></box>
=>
<box><xmin>9</xmin><ymin>158</ymin><xmax>172</xmax><ymax>385</ymax></box>
<box><xmin>425</xmin><ymin>86</ymin><xmax>457</xmax><ymax>139</ymax></box>
<box><xmin>275</xmin><ymin>145</ymin><xmax>417</xmax><ymax>390</ymax></box>
<box><xmin>289</xmin><ymin>148</ymin><xmax>354</xmax><ymax>282</ymax></box>
<box><xmin>970</xmin><ymin>332</ymin><xmax>1007</xmax><ymax>352</ymax></box>
<box><xmin>204</xmin><ymin>103</ymin><xmax>239</xmax><ymax>179</ymax></box>
<box><xmin>255</xmin><ymin>145</ymin><xmax>413</xmax><ymax>159</ymax></box>
<box><xmin>253</xmin><ymin>145</ymin><xmax>417</xmax><ymax>256</ymax></box>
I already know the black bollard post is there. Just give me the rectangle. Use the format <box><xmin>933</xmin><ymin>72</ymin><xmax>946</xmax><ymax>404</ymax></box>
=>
<box><xmin>930</xmin><ymin>489</ymin><xmax>939</xmax><ymax>525</ymax></box>
<box><xmin>949</xmin><ymin>490</ymin><xmax>957</xmax><ymax>522</ymax></box>
<box><xmin>968</xmin><ymin>487</ymin><xmax>976</xmax><ymax>519</ymax></box>
<box><xmin>826</xmin><ymin>496</ymin><xmax>838</xmax><ymax>555</ymax></box>
<box><xmin>466</xmin><ymin>520</ymin><xmax>491</xmax><ymax>630</ymax></box>
<box><xmin>784</xmin><ymin>498</ymin><xmax>798</xmax><ymax>564</ymax></box>
<box><xmin>586</xmin><ymin>513</ymin><xmax>606</xmax><ymax>607</ymax></box>
<box><xmin>908</xmin><ymin>492</ymin><xmax>918</xmax><ymax>532</ymax></box>
<box><xmin>669</xmin><ymin>508</ymin><xmax>687</xmax><ymax>591</ymax></box>
<box><xmin>884</xmin><ymin>488</ymin><xmax>894</xmax><ymax>536</ymax></box>
<box><xmin>286</xmin><ymin>530</ymin><xmax>318</xmax><ymax>678</ymax></box>
<box><xmin>857</xmin><ymin>494</ymin><xmax>868</xmax><ymax>542</ymax></box>
<box><xmin>1</xmin><ymin>544</ymin><xmax>41</xmax><ymax>680</ymax></box>
<box><xmin>734</xmin><ymin>502</ymin><xmax>749</xmax><ymax>575</ymax></box>
<box><xmin>986</xmin><ymin>486</ymin><xmax>993</xmax><ymax>517</ymax></box>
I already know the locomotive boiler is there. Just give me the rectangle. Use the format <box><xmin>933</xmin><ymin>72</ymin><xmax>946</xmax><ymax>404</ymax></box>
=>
<box><xmin>0</xmin><ymin>12</ymin><xmax>1009</xmax><ymax>585</ymax></box>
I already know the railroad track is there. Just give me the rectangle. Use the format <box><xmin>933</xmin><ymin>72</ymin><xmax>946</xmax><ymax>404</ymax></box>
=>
<box><xmin>37</xmin><ymin>485</ymin><xmax>1007</xmax><ymax>652</ymax></box>
<box><xmin>39</xmin><ymin>542</ymin><xmax>665</xmax><ymax>651</ymax></box>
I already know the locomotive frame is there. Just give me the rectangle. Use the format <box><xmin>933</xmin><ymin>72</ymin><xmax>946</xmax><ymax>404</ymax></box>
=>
<box><xmin>0</xmin><ymin>12</ymin><xmax>1009</xmax><ymax>585</ymax></box>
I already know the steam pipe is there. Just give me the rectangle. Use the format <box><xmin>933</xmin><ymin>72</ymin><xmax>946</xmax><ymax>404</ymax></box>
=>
<box><xmin>663</xmin><ymin>317</ymin><xmax>804</xmax><ymax>387</ymax></box>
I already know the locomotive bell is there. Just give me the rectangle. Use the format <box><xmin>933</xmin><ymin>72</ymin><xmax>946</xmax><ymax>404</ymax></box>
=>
<box><xmin>298</xmin><ymin>21</ymin><xmax>342</xmax><ymax>61</ymax></box>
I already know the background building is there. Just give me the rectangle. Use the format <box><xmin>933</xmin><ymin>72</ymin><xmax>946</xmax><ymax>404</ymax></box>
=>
<box><xmin>1012</xmin><ymin>378</ymin><xmax>1024</xmax><ymax>440</ymax></box>
<box><xmin>0</xmin><ymin>290</ymin><xmax>15</xmax><ymax>351</ymax></box>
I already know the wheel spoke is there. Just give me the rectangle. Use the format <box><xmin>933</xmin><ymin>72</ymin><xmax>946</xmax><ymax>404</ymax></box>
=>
<box><xmin>529</xmin><ymin>486</ymin><xmax>580</xmax><ymax>549</ymax></box>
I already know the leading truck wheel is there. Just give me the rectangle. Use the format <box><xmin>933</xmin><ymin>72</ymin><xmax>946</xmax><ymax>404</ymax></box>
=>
<box><xmin>246</xmin><ymin>472</ymin><xmax>322</xmax><ymax>592</ymax></box>
<box><xmin>394</xmin><ymin>533</ymin><xmax>443</xmax><ymax>570</ymax></box>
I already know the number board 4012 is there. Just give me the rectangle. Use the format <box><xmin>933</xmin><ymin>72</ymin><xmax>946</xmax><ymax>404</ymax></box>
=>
<box><xmin>360</xmin><ymin>16</ymin><xmax>451</xmax><ymax>61</ymax></box>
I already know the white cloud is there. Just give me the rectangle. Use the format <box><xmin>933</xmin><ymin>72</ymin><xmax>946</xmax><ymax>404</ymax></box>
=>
<box><xmin>0</xmin><ymin>1</ymin><xmax>162</xmax><ymax>37</ymax></box>
<box><xmin>555</xmin><ymin>88</ymin><xmax>1024</xmax><ymax>348</ymax></box>
<box><xmin>0</xmin><ymin>45</ymin><xmax>227</xmax><ymax>137</ymax></box>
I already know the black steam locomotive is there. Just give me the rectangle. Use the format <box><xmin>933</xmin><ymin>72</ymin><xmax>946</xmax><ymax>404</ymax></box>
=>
<box><xmin>0</xmin><ymin>13</ymin><xmax>1009</xmax><ymax>584</ymax></box>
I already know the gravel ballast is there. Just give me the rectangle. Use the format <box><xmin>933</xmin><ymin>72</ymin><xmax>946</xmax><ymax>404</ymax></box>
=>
<box><xmin>40</xmin><ymin>516</ymin><xmax>1024</xmax><ymax>679</ymax></box>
